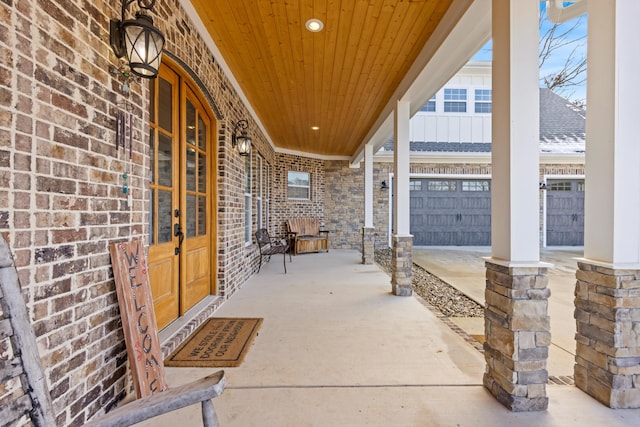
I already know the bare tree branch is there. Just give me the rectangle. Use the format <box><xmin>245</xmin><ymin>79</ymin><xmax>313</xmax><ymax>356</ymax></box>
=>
<box><xmin>539</xmin><ymin>8</ymin><xmax>587</xmax><ymax>106</ymax></box>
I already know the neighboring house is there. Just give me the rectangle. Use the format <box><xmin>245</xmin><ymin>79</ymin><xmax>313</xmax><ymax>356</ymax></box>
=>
<box><xmin>375</xmin><ymin>61</ymin><xmax>586</xmax><ymax>247</ymax></box>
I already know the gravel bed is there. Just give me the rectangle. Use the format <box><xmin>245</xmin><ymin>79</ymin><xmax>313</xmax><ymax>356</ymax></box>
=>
<box><xmin>375</xmin><ymin>248</ymin><xmax>484</xmax><ymax>318</ymax></box>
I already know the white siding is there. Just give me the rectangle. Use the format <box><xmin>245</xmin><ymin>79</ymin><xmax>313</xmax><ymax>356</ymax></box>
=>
<box><xmin>411</xmin><ymin>61</ymin><xmax>492</xmax><ymax>145</ymax></box>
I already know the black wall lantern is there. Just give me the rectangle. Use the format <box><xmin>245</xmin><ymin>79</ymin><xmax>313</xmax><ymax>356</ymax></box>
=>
<box><xmin>232</xmin><ymin>120</ymin><xmax>252</xmax><ymax>156</ymax></box>
<box><xmin>110</xmin><ymin>0</ymin><xmax>165</xmax><ymax>78</ymax></box>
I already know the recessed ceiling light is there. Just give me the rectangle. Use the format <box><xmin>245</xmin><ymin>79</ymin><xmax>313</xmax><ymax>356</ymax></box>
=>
<box><xmin>305</xmin><ymin>19</ymin><xmax>324</xmax><ymax>32</ymax></box>
<box><xmin>311</xmin><ymin>126</ymin><xmax>320</xmax><ymax>130</ymax></box>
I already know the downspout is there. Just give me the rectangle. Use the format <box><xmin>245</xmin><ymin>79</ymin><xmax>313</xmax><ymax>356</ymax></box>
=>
<box><xmin>546</xmin><ymin>0</ymin><xmax>588</xmax><ymax>23</ymax></box>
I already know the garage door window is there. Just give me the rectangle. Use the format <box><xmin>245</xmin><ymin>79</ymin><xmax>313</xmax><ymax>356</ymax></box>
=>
<box><xmin>409</xmin><ymin>180</ymin><xmax>422</xmax><ymax>191</ymax></box>
<box><xmin>548</xmin><ymin>181</ymin><xmax>572</xmax><ymax>191</ymax></box>
<box><xmin>428</xmin><ymin>180</ymin><xmax>457</xmax><ymax>191</ymax></box>
<box><xmin>462</xmin><ymin>181</ymin><xmax>490</xmax><ymax>191</ymax></box>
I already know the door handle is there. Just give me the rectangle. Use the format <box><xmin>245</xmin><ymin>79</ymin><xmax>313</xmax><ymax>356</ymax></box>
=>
<box><xmin>174</xmin><ymin>223</ymin><xmax>184</xmax><ymax>255</ymax></box>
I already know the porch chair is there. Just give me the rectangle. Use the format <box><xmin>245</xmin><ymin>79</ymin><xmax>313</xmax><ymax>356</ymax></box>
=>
<box><xmin>0</xmin><ymin>235</ymin><xmax>226</xmax><ymax>427</ymax></box>
<box><xmin>255</xmin><ymin>229</ymin><xmax>291</xmax><ymax>273</ymax></box>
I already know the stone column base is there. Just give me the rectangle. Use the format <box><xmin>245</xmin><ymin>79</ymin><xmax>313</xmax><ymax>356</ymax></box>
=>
<box><xmin>574</xmin><ymin>261</ymin><xmax>640</xmax><ymax>409</ymax></box>
<box><xmin>362</xmin><ymin>227</ymin><xmax>375</xmax><ymax>265</ymax></box>
<box><xmin>483</xmin><ymin>261</ymin><xmax>550</xmax><ymax>411</ymax></box>
<box><xmin>391</xmin><ymin>235</ymin><xmax>412</xmax><ymax>296</ymax></box>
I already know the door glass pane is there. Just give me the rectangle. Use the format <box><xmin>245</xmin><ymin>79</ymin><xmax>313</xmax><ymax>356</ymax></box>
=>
<box><xmin>158</xmin><ymin>133</ymin><xmax>172</xmax><ymax>187</ymax></box>
<box><xmin>198</xmin><ymin>116</ymin><xmax>206</xmax><ymax>149</ymax></box>
<box><xmin>158</xmin><ymin>78</ymin><xmax>173</xmax><ymax>132</ymax></box>
<box><xmin>198</xmin><ymin>196</ymin><xmax>206</xmax><ymax>236</ymax></box>
<box><xmin>149</xmin><ymin>130</ymin><xmax>155</xmax><ymax>184</ymax></box>
<box><xmin>186</xmin><ymin>148</ymin><xmax>196</xmax><ymax>191</ymax></box>
<box><xmin>198</xmin><ymin>153</ymin><xmax>206</xmax><ymax>192</ymax></box>
<box><xmin>186</xmin><ymin>99</ymin><xmax>196</xmax><ymax>144</ymax></box>
<box><xmin>158</xmin><ymin>190</ymin><xmax>173</xmax><ymax>243</ymax></box>
<box><xmin>149</xmin><ymin>189</ymin><xmax>155</xmax><ymax>244</ymax></box>
<box><xmin>187</xmin><ymin>194</ymin><xmax>196</xmax><ymax>238</ymax></box>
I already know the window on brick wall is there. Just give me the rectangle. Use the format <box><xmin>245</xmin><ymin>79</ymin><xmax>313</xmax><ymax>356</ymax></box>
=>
<box><xmin>256</xmin><ymin>155</ymin><xmax>263</xmax><ymax>231</ymax></box>
<box><xmin>245</xmin><ymin>153</ymin><xmax>252</xmax><ymax>245</ymax></box>
<box><xmin>265</xmin><ymin>163</ymin><xmax>270</xmax><ymax>230</ymax></box>
<box><xmin>288</xmin><ymin>171</ymin><xmax>310</xmax><ymax>200</ymax></box>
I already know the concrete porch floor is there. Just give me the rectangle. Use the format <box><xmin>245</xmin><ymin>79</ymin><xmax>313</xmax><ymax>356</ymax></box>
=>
<box><xmin>137</xmin><ymin>249</ymin><xmax>640</xmax><ymax>426</ymax></box>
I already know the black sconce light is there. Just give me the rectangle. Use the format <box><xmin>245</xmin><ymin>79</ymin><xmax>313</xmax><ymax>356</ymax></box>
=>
<box><xmin>539</xmin><ymin>182</ymin><xmax>548</xmax><ymax>190</ymax></box>
<box><xmin>110</xmin><ymin>0</ymin><xmax>165</xmax><ymax>78</ymax></box>
<box><xmin>232</xmin><ymin>119</ymin><xmax>252</xmax><ymax>156</ymax></box>
<box><xmin>380</xmin><ymin>180</ymin><xmax>389</xmax><ymax>190</ymax></box>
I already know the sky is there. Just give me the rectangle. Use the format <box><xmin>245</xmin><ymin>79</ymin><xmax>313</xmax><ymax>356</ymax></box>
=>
<box><xmin>471</xmin><ymin>2</ymin><xmax>587</xmax><ymax>104</ymax></box>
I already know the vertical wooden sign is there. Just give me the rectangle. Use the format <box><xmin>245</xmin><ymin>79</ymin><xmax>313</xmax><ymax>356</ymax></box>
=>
<box><xmin>109</xmin><ymin>239</ymin><xmax>169</xmax><ymax>398</ymax></box>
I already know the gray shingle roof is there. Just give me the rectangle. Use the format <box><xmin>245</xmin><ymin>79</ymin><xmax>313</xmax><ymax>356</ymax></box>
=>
<box><xmin>539</xmin><ymin>88</ymin><xmax>585</xmax><ymax>153</ymax></box>
<box><xmin>381</xmin><ymin>88</ymin><xmax>586</xmax><ymax>154</ymax></box>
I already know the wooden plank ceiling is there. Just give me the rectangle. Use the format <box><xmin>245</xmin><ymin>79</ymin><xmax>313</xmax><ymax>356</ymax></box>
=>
<box><xmin>190</xmin><ymin>0</ymin><xmax>455</xmax><ymax>157</ymax></box>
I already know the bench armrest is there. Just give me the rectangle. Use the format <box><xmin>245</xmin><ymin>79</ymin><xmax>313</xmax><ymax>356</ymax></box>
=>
<box><xmin>85</xmin><ymin>371</ymin><xmax>226</xmax><ymax>427</ymax></box>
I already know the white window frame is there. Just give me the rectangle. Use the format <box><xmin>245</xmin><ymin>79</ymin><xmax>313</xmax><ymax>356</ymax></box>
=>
<box><xmin>265</xmin><ymin>163</ymin><xmax>270</xmax><ymax>231</ymax></box>
<box><xmin>419</xmin><ymin>94</ymin><xmax>436</xmax><ymax>112</ymax></box>
<box><xmin>244</xmin><ymin>153</ymin><xmax>252</xmax><ymax>245</ymax></box>
<box><xmin>474</xmin><ymin>89</ymin><xmax>492</xmax><ymax>114</ymax></box>
<box><xmin>256</xmin><ymin>155</ymin><xmax>263</xmax><ymax>231</ymax></box>
<box><xmin>287</xmin><ymin>171</ymin><xmax>310</xmax><ymax>200</ymax></box>
<box><xmin>444</xmin><ymin>88</ymin><xmax>467</xmax><ymax>113</ymax></box>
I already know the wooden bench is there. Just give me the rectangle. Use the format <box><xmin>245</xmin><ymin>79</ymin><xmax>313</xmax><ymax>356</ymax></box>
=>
<box><xmin>286</xmin><ymin>217</ymin><xmax>329</xmax><ymax>255</ymax></box>
<box><xmin>255</xmin><ymin>229</ymin><xmax>291</xmax><ymax>273</ymax></box>
<box><xmin>0</xmin><ymin>235</ymin><xmax>226</xmax><ymax>427</ymax></box>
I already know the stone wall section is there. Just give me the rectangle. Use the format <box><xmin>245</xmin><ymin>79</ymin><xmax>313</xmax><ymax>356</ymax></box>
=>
<box><xmin>574</xmin><ymin>262</ymin><xmax>640</xmax><ymax>408</ymax></box>
<box><xmin>483</xmin><ymin>262</ymin><xmax>550</xmax><ymax>411</ymax></box>
<box><xmin>362</xmin><ymin>227</ymin><xmax>375</xmax><ymax>264</ymax></box>
<box><xmin>391</xmin><ymin>235</ymin><xmax>413</xmax><ymax>296</ymax></box>
<box><xmin>323</xmin><ymin>160</ymin><xmax>391</xmax><ymax>250</ymax></box>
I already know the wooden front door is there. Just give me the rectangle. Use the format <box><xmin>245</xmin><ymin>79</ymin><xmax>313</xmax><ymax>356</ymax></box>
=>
<box><xmin>148</xmin><ymin>63</ymin><xmax>216</xmax><ymax>330</ymax></box>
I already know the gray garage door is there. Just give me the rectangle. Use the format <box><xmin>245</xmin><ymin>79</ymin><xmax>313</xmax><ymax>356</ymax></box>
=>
<box><xmin>410</xmin><ymin>179</ymin><xmax>491</xmax><ymax>246</ymax></box>
<box><xmin>546</xmin><ymin>179</ymin><xmax>584</xmax><ymax>246</ymax></box>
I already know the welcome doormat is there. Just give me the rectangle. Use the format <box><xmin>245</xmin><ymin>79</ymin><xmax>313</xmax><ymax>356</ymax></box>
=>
<box><xmin>164</xmin><ymin>318</ymin><xmax>263</xmax><ymax>367</ymax></box>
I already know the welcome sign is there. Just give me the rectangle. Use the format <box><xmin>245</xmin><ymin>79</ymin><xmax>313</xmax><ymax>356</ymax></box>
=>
<box><xmin>109</xmin><ymin>239</ymin><xmax>168</xmax><ymax>398</ymax></box>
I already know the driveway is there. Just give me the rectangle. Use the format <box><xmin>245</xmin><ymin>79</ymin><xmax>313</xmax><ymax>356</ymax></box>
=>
<box><xmin>412</xmin><ymin>246</ymin><xmax>582</xmax><ymax>378</ymax></box>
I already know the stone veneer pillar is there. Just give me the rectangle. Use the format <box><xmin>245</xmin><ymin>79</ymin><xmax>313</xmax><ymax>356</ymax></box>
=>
<box><xmin>391</xmin><ymin>235</ymin><xmax>412</xmax><ymax>296</ymax></box>
<box><xmin>483</xmin><ymin>261</ymin><xmax>550</xmax><ymax>411</ymax></box>
<box><xmin>574</xmin><ymin>261</ymin><xmax>640</xmax><ymax>408</ymax></box>
<box><xmin>362</xmin><ymin>227</ymin><xmax>375</xmax><ymax>265</ymax></box>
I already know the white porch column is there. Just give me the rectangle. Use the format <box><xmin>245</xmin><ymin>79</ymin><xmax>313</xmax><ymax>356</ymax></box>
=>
<box><xmin>483</xmin><ymin>0</ymin><xmax>549</xmax><ymax>412</ymax></box>
<box><xmin>391</xmin><ymin>100</ymin><xmax>412</xmax><ymax>296</ymax></box>
<box><xmin>362</xmin><ymin>143</ymin><xmax>375</xmax><ymax>264</ymax></box>
<box><xmin>364</xmin><ymin>144</ymin><xmax>374</xmax><ymax>228</ymax></box>
<box><xmin>490</xmin><ymin>0</ymin><xmax>540</xmax><ymax>263</ymax></box>
<box><xmin>583</xmin><ymin>0</ymin><xmax>640</xmax><ymax>266</ymax></box>
<box><xmin>575</xmin><ymin>0</ymin><xmax>640</xmax><ymax>409</ymax></box>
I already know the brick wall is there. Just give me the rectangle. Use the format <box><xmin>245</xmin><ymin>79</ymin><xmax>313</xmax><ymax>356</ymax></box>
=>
<box><xmin>270</xmin><ymin>153</ymin><xmax>325</xmax><ymax>237</ymax></box>
<box><xmin>0</xmin><ymin>1</ymin><xmax>274</xmax><ymax>425</ymax></box>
